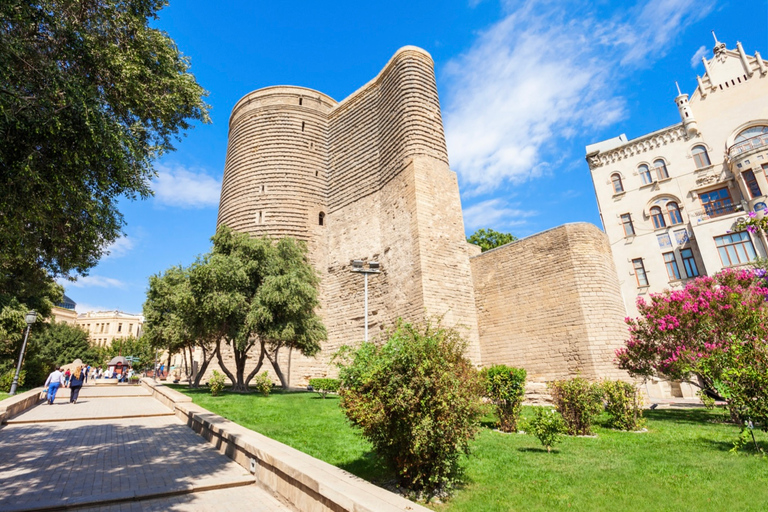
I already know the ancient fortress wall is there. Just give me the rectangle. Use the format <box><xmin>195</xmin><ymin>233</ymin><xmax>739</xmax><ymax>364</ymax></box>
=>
<box><xmin>217</xmin><ymin>47</ymin><xmax>481</xmax><ymax>385</ymax></box>
<box><xmin>470</xmin><ymin>223</ymin><xmax>629</xmax><ymax>382</ymax></box>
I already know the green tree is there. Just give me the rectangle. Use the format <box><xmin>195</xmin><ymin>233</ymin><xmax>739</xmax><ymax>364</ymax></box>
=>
<box><xmin>191</xmin><ymin>227</ymin><xmax>325</xmax><ymax>392</ymax></box>
<box><xmin>466</xmin><ymin>228</ymin><xmax>517</xmax><ymax>252</ymax></box>
<box><xmin>103</xmin><ymin>336</ymin><xmax>154</xmax><ymax>371</ymax></box>
<box><xmin>143</xmin><ymin>265</ymin><xmax>215</xmax><ymax>387</ymax></box>
<box><xmin>0</xmin><ymin>0</ymin><xmax>209</xmax><ymax>281</ymax></box>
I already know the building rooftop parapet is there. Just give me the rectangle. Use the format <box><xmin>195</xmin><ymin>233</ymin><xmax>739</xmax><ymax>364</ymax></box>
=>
<box><xmin>77</xmin><ymin>310</ymin><xmax>144</xmax><ymax>320</ymax></box>
<box><xmin>587</xmin><ymin>124</ymin><xmax>687</xmax><ymax>170</ymax></box>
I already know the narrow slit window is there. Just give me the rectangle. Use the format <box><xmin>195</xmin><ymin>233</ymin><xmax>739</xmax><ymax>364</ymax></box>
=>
<box><xmin>319</xmin><ymin>212</ymin><xmax>325</xmax><ymax>226</ymax></box>
<box><xmin>302</xmin><ymin>121</ymin><xmax>305</xmax><ymax>132</ymax></box>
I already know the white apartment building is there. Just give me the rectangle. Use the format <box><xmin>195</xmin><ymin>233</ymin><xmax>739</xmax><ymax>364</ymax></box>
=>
<box><xmin>587</xmin><ymin>37</ymin><xmax>768</xmax><ymax>317</ymax></box>
<box><xmin>76</xmin><ymin>310</ymin><xmax>144</xmax><ymax>347</ymax></box>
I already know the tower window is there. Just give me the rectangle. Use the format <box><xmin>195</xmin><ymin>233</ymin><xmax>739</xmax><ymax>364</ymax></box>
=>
<box><xmin>319</xmin><ymin>212</ymin><xmax>325</xmax><ymax>226</ymax></box>
<box><xmin>299</xmin><ymin>98</ymin><xmax>303</xmax><ymax>106</ymax></box>
<box><xmin>302</xmin><ymin>121</ymin><xmax>305</xmax><ymax>132</ymax></box>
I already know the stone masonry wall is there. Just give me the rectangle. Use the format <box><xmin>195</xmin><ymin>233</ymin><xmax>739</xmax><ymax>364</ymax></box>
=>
<box><xmin>471</xmin><ymin>223</ymin><xmax>629</xmax><ymax>382</ymax></box>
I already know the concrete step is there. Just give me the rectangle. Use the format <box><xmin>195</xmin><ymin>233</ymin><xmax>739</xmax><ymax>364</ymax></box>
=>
<box><xmin>1</xmin><ymin>475</ymin><xmax>257</xmax><ymax>512</ymax></box>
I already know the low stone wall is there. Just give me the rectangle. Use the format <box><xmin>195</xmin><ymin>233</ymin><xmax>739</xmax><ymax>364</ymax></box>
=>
<box><xmin>0</xmin><ymin>387</ymin><xmax>44</xmax><ymax>424</ymax></box>
<box><xmin>141</xmin><ymin>379</ymin><xmax>428</xmax><ymax>512</ymax></box>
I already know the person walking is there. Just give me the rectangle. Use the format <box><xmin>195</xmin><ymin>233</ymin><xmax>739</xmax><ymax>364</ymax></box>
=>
<box><xmin>69</xmin><ymin>366</ymin><xmax>86</xmax><ymax>404</ymax></box>
<box><xmin>44</xmin><ymin>367</ymin><xmax>64</xmax><ymax>405</ymax></box>
<box><xmin>63</xmin><ymin>368</ymin><xmax>71</xmax><ymax>387</ymax></box>
<box><xmin>84</xmin><ymin>365</ymin><xmax>90</xmax><ymax>384</ymax></box>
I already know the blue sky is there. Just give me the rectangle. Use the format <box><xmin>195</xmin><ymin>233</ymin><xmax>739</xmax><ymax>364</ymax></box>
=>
<box><xmin>62</xmin><ymin>0</ymin><xmax>768</xmax><ymax>314</ymax></box>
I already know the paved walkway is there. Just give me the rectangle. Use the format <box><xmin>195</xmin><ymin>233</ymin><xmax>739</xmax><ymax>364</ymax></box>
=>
<box><xmin>0</xmin><ymin>384</ymin><xmax>293</xmax><ymax>512</ymax></box>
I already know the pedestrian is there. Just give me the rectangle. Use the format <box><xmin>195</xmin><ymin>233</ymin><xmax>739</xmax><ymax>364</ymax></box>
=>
<box><xmin>69</xmin><ymin>366</ymin><xmax>86</xmax><ymax>404</ymax></box>
<box><xmin>91</xmin><ymin>367</ymin><xmax>97</xmax><ymax>380</ymax></box>
<box><xmin>63</xmin><ymin>368</ymin><xmax>71</xmax><ymax>387</ymax></box>
<box><xmin>44</xmin><ymin>367</ymin><xmax>64</xmax><ymax>404</ymax></box>
<box><xmin>84</xmin><ymin>365</ymin><xmax>90</xmax><ymax>383</ymax></box>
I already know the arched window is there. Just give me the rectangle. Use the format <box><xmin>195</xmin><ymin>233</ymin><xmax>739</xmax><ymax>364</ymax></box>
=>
<box><xmin>611</xmin><ymin>173</ymin><xmax>624</xmax><ymax>193</ymax></box>
<box><xmin>692</xmin><ymin>145</ymin><xmax>711</xmax><ymax>169</ymax></box>
<box><xmin>667</xmin><ymin>202</ymin><xmax>683</xmax><ymax>225</ymax></box>
<box><xmin>654</xmin><ymin>159</ymin><xmax>669</xmax><ymax>180</ymax></box>
<box><xmin>318</xmin><ymin>212</ymin><xmax>325</xmax><ymax>226</ymax></box>
<box><xmin>651</xmin><ymin>206</ymin><xmax>666</xmax><ymax>229</ymax></box>
<box><xmin>734</xmin><ymin>125</ymin><xmax>768</xmax><ymax>143</ymax></box>
<box><xmin>638</xmin><ymin>164</ymin><xmax>653</xmax><ymax>185</ymax></box>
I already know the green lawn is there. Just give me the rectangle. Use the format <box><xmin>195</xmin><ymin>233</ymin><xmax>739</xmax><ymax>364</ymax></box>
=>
<box><xmin>173</xmin><ymin>386</ymin><xmax>768</xmax><ymax>512</ymax></box>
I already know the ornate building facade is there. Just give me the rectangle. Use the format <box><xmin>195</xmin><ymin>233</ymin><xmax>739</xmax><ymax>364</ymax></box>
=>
<box><xmin>587</xmin><ymin>38</ymin><xmax>768</xmax><ymax>321</ymax></box>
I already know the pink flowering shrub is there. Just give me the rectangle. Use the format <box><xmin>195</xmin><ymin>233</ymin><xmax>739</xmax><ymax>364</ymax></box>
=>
<box><xmin>617</xmin><ymin>268</ymin><xmax>768</xmax><ymax>382</ymax></box>
<box><xmin>617</xmin><ymin>268</ymin><xmax>768</xmax><ymax>439</ymax></box>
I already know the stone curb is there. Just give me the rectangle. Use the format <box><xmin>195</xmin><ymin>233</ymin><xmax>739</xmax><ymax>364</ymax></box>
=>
<box><xmin>1</xmin><ymin>474</ymin><xmax>256</xmax><ymax>512</ymax></box>
<box><xmin>141</xmin><ymin>380</ymin><xmax>429</xmax><ymax>512</ymax></box>
<box><xmin>0</xmin><ymin>387</ymin><xmax>45</xmax><ymax>424</ymax></box>
<box><xmin>5</xmin><ymin>411</ymin><xmax>175</xmax><ymax>425</ymax></box>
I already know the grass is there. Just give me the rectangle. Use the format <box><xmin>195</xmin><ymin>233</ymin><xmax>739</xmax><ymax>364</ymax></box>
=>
<box><xmin>173</xmin><ymin>386</ymin><xmax>768</xmax><ymax>512</ymax></box>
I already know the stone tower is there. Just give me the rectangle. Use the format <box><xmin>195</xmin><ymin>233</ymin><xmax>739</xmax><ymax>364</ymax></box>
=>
<box><xmin>218</xmin><ymin>47</ymin><xmax>482</xmax><ymax>384</ymax></box>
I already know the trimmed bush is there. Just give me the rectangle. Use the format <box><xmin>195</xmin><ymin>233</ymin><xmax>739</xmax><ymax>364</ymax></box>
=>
<box><xmin>527</xmin><ymin>408</ymin><xmax>566</xmax><ymax>452</ymax></box>
<box><xmin>0</xmin><ymin>369</ymin><xmax>24</xmax><ymax>392</ymax></box>
<box><xmin>481</xmin><ymin>365</ymin><xmax>526</xmax><ymax>432</ymax></box>
<box><xmin>548</xmin><ymin>377</ymin><xmax>603</xmax><ymax>436</ymax></box>
<box><xmin>252</xmin><ymin>371</ymin><xmax>273</xmax><ymax>397</ymax></box>
<box><xmin>335</xmin><ymin>320</ymin><xmax>485</xmax><ymax>499</ymax></box>
<box><xmin>602</xmin><ymin>380</ymin><xmax>645</xmax><ymax>431</ymax></box>
<box><xmin>309</xmin><ymin>378</ymin><xmax>340</xmax><ymax>398</ymax></box>
<box><xmin>208</xmin><ymin>370</ymin><xmax>225</xmax><ymax>396</ymax></box>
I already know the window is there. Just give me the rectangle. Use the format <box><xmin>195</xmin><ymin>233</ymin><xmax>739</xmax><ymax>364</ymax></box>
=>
<box><xmin>715</xmin><ymin>232</ymin><xmax>757</xmax><ymax>266</ymax></box>
<box><xmin>621</xmin><ymin>213</ymin><xmax>635</xmax><ymax>236</ymax></box>
<box><xmin>639</xmin><ymin>164</ymin><xmax>653</xmax><ymax>184</ymax></box>
<box><xmin>319</xmin><ymin>212</ymin><xmax>325</xmax><ymax>226</ymax></box>
<box><xmin>667</xmin><ymin>202</ymin><xmax>683</xmax><ymax>225</ymax></box>
<box><xmin>611</xmin><ymin>173</ymin><xmax>624</xmax><ymax>193</ymax></box>
<box><xmin>699</xmin><ymin>187</ymin><xmax>734</xmax><ymax>217</ymax></box>
<box><xmin>651</xmin><ymin>206</ymin><xmax>666</xmax><ymax>229</ymax></box>
<box><xmin>734</xmin><ymin>125</ymin><xmax>768</xmax><ymax>143</ymax></box>
<box><xmin>692</xmin><ymin>145</ymin><xmax>711</xmax><ymax>169</ymax></box>
<box><xmin>633</xmin><ymin>259</ymin><xmax>649</xmax><ymax>286</ymax></box>
<box><xmin>743</xmin><ymin>170</ymin><xmax>762</xmax><ymax>198</ymax></box>
<box><xmin>117</xmin><ymin>323</ymin><xmax>122</xmax><ymax>333</ymax></box>
<box><xmin>663</xmin><ymin>252</ymin><xmax>681</xmax><ymax>280</ymax></box>
<box><xmin>129</xmin><ymin>324</ymin><xmax>133</xmax><ymax>334</ymax></box>
<box><xmin>680</xmin><ymin>248</ymin><xmax>699</xmax><ymax>277</ymax></box>
<box><xmin>654</xmin><ymin>159</ymin><xmax>669</xmax><ymax>180</ymax></box>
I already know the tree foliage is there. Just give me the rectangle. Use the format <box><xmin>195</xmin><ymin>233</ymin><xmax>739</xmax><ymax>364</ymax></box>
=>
<box><xmin>335</xmin><ymin>320</ymin><xmax>485</xmax><ymax>499</ymax></box>
<box><xmin>480</xmin><ymin>365</ymin><xmax>526</xmax><ymax>432</ymax></box>
<box><xmin>0</xmin><ymin>0</ymin><xmax>209</xmax><ymax>280</ymax></box>
<box><xmin>617</xmin><ymin>268</ymin><xmax>768</xmax><ymax>439</ymax></box>
<box><xmin>466</xmin><ymin>228</ymin><xmax>517</xmax><ymax>252</ymax></box>
<box><xmin>102</xmin><ymin>335</ymin><xmax>154</xmax><ymax>371</ymax></box>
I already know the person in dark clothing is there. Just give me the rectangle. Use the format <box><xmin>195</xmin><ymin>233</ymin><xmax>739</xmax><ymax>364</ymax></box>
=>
<box><xmin>69</xmin><ymin>366</ymin><xmax>86</xmax><ymax>404</ymax></box>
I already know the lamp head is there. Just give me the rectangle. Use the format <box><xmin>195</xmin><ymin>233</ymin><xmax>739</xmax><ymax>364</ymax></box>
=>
<box><xmin>368</xmin><ymin>261</ymin><xmax>380</xmax><ymax>270</ymax></box>
<box><xmin>351</xmin><ymin>259</ymin><xmax>364</xmax><ymax>270</ymax></box>
<box><xmin>25</xmin><ymin>310</ymin><xmax>37</xmax><ymax>325</ymax></box>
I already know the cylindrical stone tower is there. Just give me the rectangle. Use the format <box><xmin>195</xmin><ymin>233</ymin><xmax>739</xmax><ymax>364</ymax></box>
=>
<box><xmin>218</xmin><ymin>86</ymin><xmax>336</xmax><ymax>243</ymax></box>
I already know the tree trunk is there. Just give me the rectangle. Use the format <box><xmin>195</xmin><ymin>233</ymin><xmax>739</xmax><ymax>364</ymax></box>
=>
<box><xmin>243</xmin><ymin>343</ymin><xmax>266</xmax><ymax>388</ymax></box>
<box><xmin>193</xmin><ymin>346</ymin><xmax>213</xmax><ymax>388</ymax></box>
<box><xmin>265</xmin><ymin>345</ymin><xmax>288</xmax><ymax>389</ymax></box>
<box><xmin>214</xmin><ymin>339</ymin><xmax>238</xmax><ymax>389</ymax></box>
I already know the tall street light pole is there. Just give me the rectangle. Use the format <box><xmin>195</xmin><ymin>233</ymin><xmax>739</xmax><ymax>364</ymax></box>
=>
<box><xmin>351</xmin><ymin>260</ymin><xmax>381</xmax><ymax>342</ymax></box>
<box><xmin>9</xmin><ymin>310</ymin><xmax>38</xmax><ymax>396</ymax></box>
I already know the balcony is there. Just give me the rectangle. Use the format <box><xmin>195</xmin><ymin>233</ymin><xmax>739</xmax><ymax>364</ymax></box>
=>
<box><xmin>729</xmin><ymin>133</ymin><xmax>768</xmax><ymax>157</ymax></box>
<box><xmin>689</xmin><ymin>203</ymin><xmax>744</xmax><ymax>223</ymax></box>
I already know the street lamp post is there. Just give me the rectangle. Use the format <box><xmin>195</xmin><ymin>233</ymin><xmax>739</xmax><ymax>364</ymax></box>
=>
<box><xmin>351</xmin><ymin>260</ymin><xmax>380</xmax><ymax>342</ymax></box>
<box><xmin>9</xmin><ymin>310</ymin><xmax>38</xmax><ymax>396</ymax></box>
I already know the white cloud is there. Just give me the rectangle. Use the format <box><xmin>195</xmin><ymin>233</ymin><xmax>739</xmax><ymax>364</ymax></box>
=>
<box><xmin>74</xmin><ymin>303</ymin><xmax>114</xmax><ymax>314</ymax></box>
<box><xmin>58</xmin><ymin>275</ymin><xmax>126</xmax><ymax>289</ymax></box>
<box><xmin>153</xmin><ymin>164</ymin><xmax>221</xmax><ymax>208</ymax></box>
<box><xmin>103</xmin><ymin>235</ymin><xmax>135</xmax><ymax>259</ymax></box>
<box><xmin>442</xmin><ymin>0</ymin><xmax>714</xmax><ymax>194</ymax></box>
<box><xmin>690</xmin><ymin>45</ymin><xmax>707</xmax><ymax>68</ymax></box>
<box><xmin>463</xmin><ymin>198</ymin><xmax>537</xmax><ymax>231</ymax></box>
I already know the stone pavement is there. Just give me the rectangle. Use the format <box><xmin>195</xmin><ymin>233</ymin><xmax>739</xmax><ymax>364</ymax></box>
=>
<box><xmin>0</xmin><ymin>383</ymin><xmax>293</xmax><ymax>512</ymax></box>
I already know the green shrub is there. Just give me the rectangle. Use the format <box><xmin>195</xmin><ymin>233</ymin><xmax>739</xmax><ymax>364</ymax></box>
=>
<box><xmin>335</xmin><ymin>320</ymin><xmax>485</xmax><ymax>499</ymax></box>
<box><xmin>0</xmin><ymin>369</ymin><xmax>24</xmax><ymax>392</ymax></box>
<box><xmin>527</xmin><ymin>408</ymin><xmax>566</xmax><ymax>452</ymax></box>
<box><xmin>208</xmin><ymin>370</ymin><xmax>226</xmax><ymax>396</ymax></box>
<box><xmin>252</xmin><ymin>372</ymin><xmax>273</xmax><ymax>397</ymax></box>
<box><xmin>481</xmin><ymin>365</ymin><xmax>526</xmax><ymax>432</ymax></box>
<box><xmin>548</xmin><ymin>377</ymin><xmax>603</xmax><ymax>436</ymax></box>
<box><xmin>309</xmin><ymin>378</ymin><xmax>340</xmax><ymax>398</ymax></box>
<box><xmin>697</xmin><ymin>389</ymin><xmax>716</xmax><ymax>410</ymax></box>
<box><xmin>602</xmin><ymin>380</ymin><xmax>645</xmax><ymax>431</ymax></box>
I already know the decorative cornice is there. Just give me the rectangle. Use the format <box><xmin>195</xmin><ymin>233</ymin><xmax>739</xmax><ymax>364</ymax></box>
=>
<box><xmin>587</xmin><ymin>125</ymin><xmax>687</xmax><ymax>170</ymax></box>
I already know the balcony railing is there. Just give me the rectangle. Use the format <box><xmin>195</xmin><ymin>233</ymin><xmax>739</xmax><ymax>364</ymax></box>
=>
<box><xmin>729</xmin><ymin>134</ymin><xmax>768</xmax><ymax>157</ymax></box>
<box><xmin>689</xmin><ymin>202</ymin><xmax>743</xmax><ymax>222</ymax></box>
